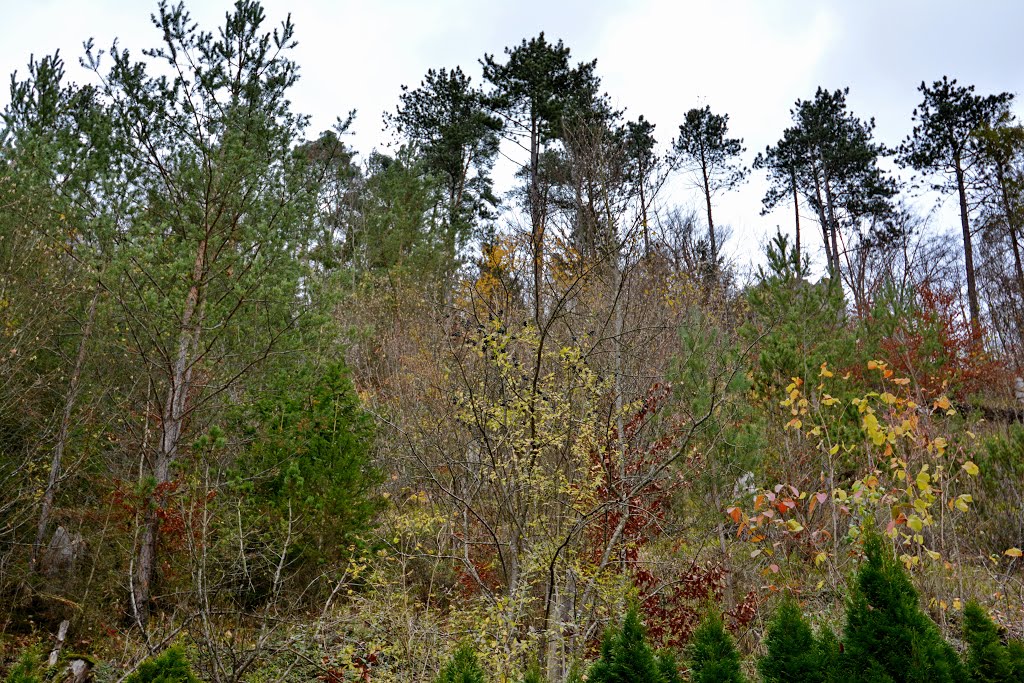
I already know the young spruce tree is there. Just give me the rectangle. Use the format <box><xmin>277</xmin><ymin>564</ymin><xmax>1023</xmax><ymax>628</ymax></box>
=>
<box><xmin>587</xmin><ymin>606</ymin><xmax>679</xmax><ymax>683</ymax></box>
<box><xmin>435</xmin><ymin>643</ymin><xmax>486</xmax><ymax>683</ymax></box>
<box><xmin>962</xmin><ymin>600</ymin><xmax>1021</xmax><ymax>683</ymax></box>
<box><xmin>124</xmin><ymin>646</ymin><xmax>199</xmax><ymax>683</ymax></box>
<box><xmin>686</xmin><ymin>609</ymin><xmax>747</xmax><ymax>683</ymax></box>
<box><xmin>758</xmin><ymin>597</ymin><xmax>839</xmax><ymax>683</ymax></box>
<box><xmin>843</xmin><ymin>533</ymin><xmax>964</xmax><ymax>683</ymax></box>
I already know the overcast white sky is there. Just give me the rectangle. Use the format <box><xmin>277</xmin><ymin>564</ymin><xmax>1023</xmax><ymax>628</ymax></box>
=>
<box><xmin>3</xmin><ymin>0</ymin><xmax>1022</xmax><ymax>270</ymax></box>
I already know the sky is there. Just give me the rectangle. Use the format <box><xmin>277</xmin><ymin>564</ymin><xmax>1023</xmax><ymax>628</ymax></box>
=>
<box><xmin>2</xmin><ymin>0</ymin><xmax>1022</xmax><ymax>271</ymax></box>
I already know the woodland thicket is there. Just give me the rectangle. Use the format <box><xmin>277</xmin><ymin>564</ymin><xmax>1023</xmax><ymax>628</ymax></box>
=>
<box><xmin>1</xmin><ymin>2</ymin><xmax>1023</xmax><ymax>681</ymax></box>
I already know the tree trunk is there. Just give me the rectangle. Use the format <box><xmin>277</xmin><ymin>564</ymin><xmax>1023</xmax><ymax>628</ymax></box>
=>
<box><xmin>701</xmin><ymin>156</ymin><xmax>717</xmax><ymax>262</ymax></box>
<box><xmin>529</xmin><ymin>111</ymin><xmax>544</xmax><ymax>325</ymax></box>
<box><xmin>790</xmin><ymin>167</ymin><xmax>801</xmax><ymax>268</ymax></box>
<box><xmin>996</xmin><ymin>162</ymin><xmax>1024</xmax><ymax>293</ymax></box>
<box><xmin>811</xmin><ymin>170</ymin><xmax>834</xmax><ymax>273</ymax></box>
<box><xmin>133</xmin><ymin>238</ymin><xmax>207</xmax><ymax>627</ymax></box>
<box><xmin>32</xmin><ymin>288</ymin><xmax>99</xmax><ymax>571</ymax></box>
<box><xmin>823</xmin><ymin>175</ymin><xmax>841</xmax><ymax>279</ymax></box>
<box><xmin>639</xmin><ymin>165</ymin><xmax>650</xmax><ymax>255</ymax></box>
<box><xmin>955</xmin><ymin>157</ymin><xmax>981</xmax><ymax>330</ymax></box>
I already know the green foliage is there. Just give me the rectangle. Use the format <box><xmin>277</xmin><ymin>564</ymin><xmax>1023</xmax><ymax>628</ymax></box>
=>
<box><xmin>843</xmin><ymin>533</ymin><xmax>964</xmax><ymax>682</ymax></box>
<box><xmin>434</xmin><ymin>643</ymin><xmax>486</xmax><ymax>683</ymax></box>
<box><xmin>124</xmin><ymin>646</ymin><xmax>199</xmax><ymax>683</ymax></box>
<box><xmin>817</xmin><ymin>627</ymin><xmax>843</xmax><ymax>682</ymax></box>
<box><xmin>744</xmin><ymin>232</ymin><xmax>857</xmax><ymax>408</ymax></box>
<box><xmin>974</xmin><ymin>426</ymin><xmax>1024</xmax><ymax>552</ymax></box>
<box><xmin>3</xmin><ymin>646</ymin><xmax>44</xmax><ymax>683</ymax></box>
<box><xmin>758</xmin><ymin>597</ymin><xmax>838</xmax><ymax>683</ymax></box>
<box><xmin>756</xmin><ymin>87</ymin><xmax>896</xmax><ymax>276</ymax></box>
<box><xmin>237</xmin><ymin>361</ymin><xmax>380</xmax><ymax>567</ymax></box>
<box><xmin>388</xmin><ymin>65</ymin><xmax>500</xmax><ymax>256</ymax></box>
<box><xmin>359</xmin><ymin>148</ymin><xmax>452</xmax><ymax>280</ymax></box>
<box><xmin>1008</xmin><ymin>641</ymin><xmax>1024</xmax><ymax>680</ymax></box>
<box><xmin>587</xmin><ymin>606</ymin><xmax>677</xmax><ymax>683</ymax></box>
<box><xmin>656</xmin><ymin>650</ymin><xmax>682</xmax><ymax>683</ymax></box>
<box><xmin>899</xmin><ymin>77</ymin><xmax>1014</xmax><ymax>183</ymax></box>
<box><xmin>518</xmin><ymin>665</ymin><xmax>543</xmax><ymax>683</ymax></box>
<box><xmin>962</xmin><ymin>601</ymin><xmax>1016</xmax><ymax>683</ymax></box>
<box><xmin>482</xmin><ymin>33</ymin><xmax>600</xmax><ymax>145</ymax></box>
<box><xmin>686</xmin><ymin>610</ymin><xmax>747</xmax><ymax>683</ymax></box>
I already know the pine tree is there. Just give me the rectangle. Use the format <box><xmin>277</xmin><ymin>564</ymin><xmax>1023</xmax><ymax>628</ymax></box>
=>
<box><xmin>435</xmin><ymin>643</ymin><xmax>486</xmax><ymax>683</ymax></box>
<box><xmin>962</xmin><ymin>601</ymin><xmax>1014</xmax><ymax>683</ymax></box>
<box><xmin>843</xmin><ymin>533</ymin><xmax>964</xmax><ymax>683</ymax></box>
<box><xmin>757</xmin><ymin>87</ymin><xmax>896</xmax><ymax>280</ymax></box>
<box><xmin>587</xmin><ymin>606</ymin><xmax>677</xmax><ymax>683</ymax></box>
<box><xmin>686</xmin><ymin>610</ymin><xmax>747</xmax><ymax>683</ymax></box>
<box><xmin>124</xmin><ymin>646</ymin><xmax>199</xmax><ymax>683</ymax></box>
<box><xmin>671</xmin><ymin>105</ymin><xmax>748</xmax><ymax>260</ymax></box>
<box><xmin>759</xmin><ymin>597</ymin><xmax>839</xmax><ymax>683</ymax></box>
<box><xmin>899</xmin><ymin>77</ymin><xmax>1014</xmax><ymax>329</ymax></box>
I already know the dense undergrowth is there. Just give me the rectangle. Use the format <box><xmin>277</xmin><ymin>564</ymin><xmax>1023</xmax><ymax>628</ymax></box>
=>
<box><xmin>2</xmin><ymin>1</ymin><xmax>1023</xmax><ymax>681</ymax></box>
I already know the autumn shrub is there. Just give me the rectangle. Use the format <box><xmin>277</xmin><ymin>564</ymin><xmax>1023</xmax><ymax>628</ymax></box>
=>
<box><xmin>843</xmin><ymin>533</ymin><xmax>964</xmax><ymax>683</ymax></box>
<box><xmin>970</xmin><ymin>427</ymin><xmax>1024</xmax><ymax>555</ymax></box>
<box><xmin>758</xmin><ymin>597</ymin><xmax>839</xmax><ymax>683</ymax></box>
<box><xmin>685</xmin><ymin>609</ymin><xmax>746</xmax><ymax>683</ymax></box>
<box><xmin>730</xmin><ymin>359</ymin><xmax>980</xmax><ymax>590</ymax></box>
<box><xmin>586</xmin><ymin>606</ymin><xmax>679</xmax><ymax>683</ymax></box>
<box><xmin>124</xmin><ymin>646</ymin><xmax>199</xmax><ymax>683</ymax></box>
<box><xmin>866</xmin><ymin>283</ymin><xmax>1004</xmax><ymax>401</ymax></box>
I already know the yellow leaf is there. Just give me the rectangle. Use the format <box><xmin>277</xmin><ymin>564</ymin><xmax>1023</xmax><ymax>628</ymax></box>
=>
<box><xmin>908</xmin><ymin>515</ymin><xmax>924</xmax><ymax>533</ymax></box>
<box><xmin>1005</xmin><ymin>547</ymin><xmax>1023</xmax><ymax>558</ymax></box>
<box><xmin>933</xmin><ymin>395</ymin><xmax>952</xmax><ymax>411</ymax></box>
<box><xmin>954</xmin><ymin>494</ymin><xmax>973</xmax><ymax>512</ymax></box>
<box><xmin>863</xmin><ymin>413</ymin><xmax>886</xmax><ymax>446</ymax></box>
<box><xmin>819</xmin><ymin>362</ymin><xmax>834</xmax><ymax>378</ymax></box>
<box><xmin>786</xmin><ymin>519</ymin><xmax>804</xmax><ymax>533</ymax></box>
<box><xmin>814</xmin><ymin>552</ymin><xmax>828</xmax><ymax>567</ymax></box>
<box><xmin>962</xmin><ymin>461</ymin><xmax>979</xmax><ymax>476</ymax></box>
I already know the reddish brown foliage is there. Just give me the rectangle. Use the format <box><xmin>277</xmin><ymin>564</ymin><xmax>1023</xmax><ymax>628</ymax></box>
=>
<box><xmin>876</xmin><ymin>284</ymin><xmax>1005</xmax><ymax>400</ymax></box>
